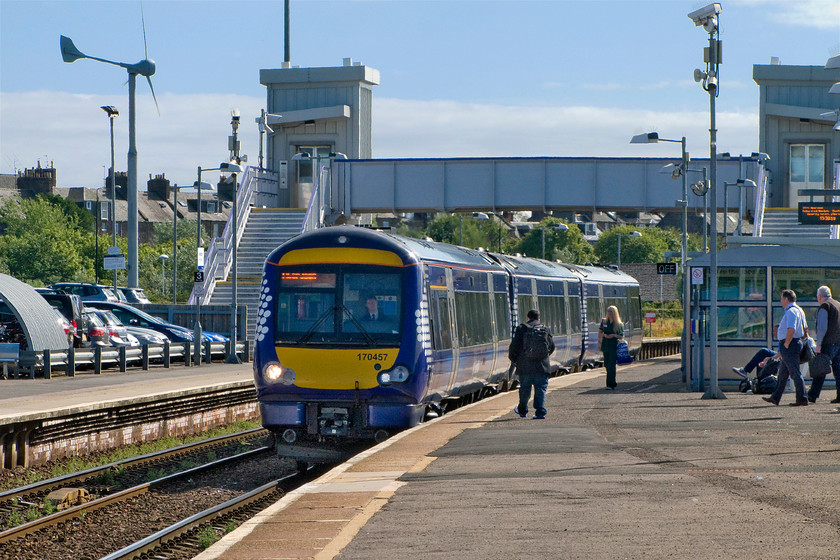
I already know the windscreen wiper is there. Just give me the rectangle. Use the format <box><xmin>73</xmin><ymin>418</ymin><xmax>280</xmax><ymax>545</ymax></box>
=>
<box><xmin>297</xmin><ymin>305</ymin><xmax>338</xmax><ymax>344</ymax></box>
<box><xmin>340</xmin><ymin>305</ymin><xmax>376</xmax><ymax>345</ymax></box>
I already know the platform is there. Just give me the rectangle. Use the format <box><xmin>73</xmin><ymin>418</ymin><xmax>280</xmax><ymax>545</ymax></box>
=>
<box><xmin>196</xmin><ymin>357</ymin><xmax>840</xmax><ymax>560</ymax></box>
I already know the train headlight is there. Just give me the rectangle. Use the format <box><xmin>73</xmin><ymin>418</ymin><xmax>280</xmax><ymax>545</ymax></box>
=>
<box><xmin>378</xmin><ymin>364</ymin><xmax>410</xmax><ymax>385</ymax></box>
<box><xmin>264</xmin><ymin>362</ymin><xmax>296</xmax><ymax>385</ymax></box>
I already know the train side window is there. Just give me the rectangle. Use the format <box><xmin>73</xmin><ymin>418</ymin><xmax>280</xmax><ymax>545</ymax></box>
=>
<box><xmin>517</xmin><ymin>295</ymin><xmax>533</xmax><ymax>323</ymax></box>
<box><xmin>430</xmin><ymin>291</ymin><xmax>453</xmax><ymax>349</ymax></box>
<box><xmin>494</xmin><ymin>292</ymin><xmax>511</xmax><ymax>340</ymax></box>
<box><xmin>567</xmin><ymin>295</ymin><xmax>582</xmax><ymax>333</ymax></box>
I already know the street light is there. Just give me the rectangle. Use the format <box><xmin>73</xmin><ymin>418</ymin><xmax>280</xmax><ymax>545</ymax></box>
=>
<box><xmin>631</xmin><ymin>131</ymin><xmax>690</xmax><ymax>383</ymax></box>
<box><xmin>227</xmin><ymin>110</ymin><xmax>243</xmax><ymax>364</ymax></box>
<box><xmin>159</xmin><ymin>254</ymin><xmax>168</xmax><ymax>296</ymax></box>
<box><xmin>101</xmin><ymin>105</ymin><xmax>119</xmax><ymax>293</ymax></box>
<box><xmin>616</xmin><ymin>231</ymin><xmax>641</xmax><ymax>269</ymax></box>
<box><xmin>689</xmin><ymin>2</ymin><xmax>725</xmax><ymax>399</ymax></box>
<box><xmin>723</xmin><ymin>179</ymin><xmax>757</xmax><ymax>239</ymax></box>
<box><xmin>540</xmin><ymin>223</ymin><xmax>569</xmax><ymax>259</ymax></box>
<box><xmin>193</xmin><ymin>161</ymin><xmax>242</xmax><ymax>365</ymax></box>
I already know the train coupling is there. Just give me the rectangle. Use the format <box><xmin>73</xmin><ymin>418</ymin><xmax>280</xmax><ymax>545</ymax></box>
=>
<box><xmin>319</xmin><ymin>407</ymin><xmax>351</xmax><ymax>437</ymax></box>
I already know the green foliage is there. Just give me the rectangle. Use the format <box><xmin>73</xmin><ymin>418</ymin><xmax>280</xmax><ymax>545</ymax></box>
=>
<box><xmin>6</xmin><ymin>510</ymin><xmax>23</xmax><ymax>527</ymax></box>
<box><xmin>426</xmin><ymin>213</ymin><xmax>511</xmax><ymax>252</ymax></box>
<box><xmin>42</xmin><ymin>499</ymin><xmax>57</xmax><ymax>515</ymax></box>
<box><xmin>38</xmin><ymin>193</ymin><xmax>95</xmax><ymax>232</ymax></box>
<box><xmin>197</xmin><ymin>525</ymin><xmax>219</xmax><ymax>549</ymax></box>
<box><xmin>0</xmin><ymin>196</ymin><xmax>90</xmax><ymax>284</ymax></box>
<box><xmin>594</xmin><ymin>225</ymin><xmax>668</xmax><ymax>265</ymax></box>
<box><xmin>516</xmin><ymin>218</ymin><xmax>594</xmax><ymax>264</ymax></box>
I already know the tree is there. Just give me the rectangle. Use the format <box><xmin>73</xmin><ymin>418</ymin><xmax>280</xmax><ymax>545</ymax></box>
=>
<box><xmin>516</xmin><ymin>218</ymin><xmax>594</xmax><ymax>264</ymax></box>
<box><xmin>594</xmin><ymin>226</ymin><xmax>664</xmax><ymax>265</ymax></box>
<box><xmin>0</xmin><ymin>196</ymin><xmax>90</xmax><ymax>284</ymax></box>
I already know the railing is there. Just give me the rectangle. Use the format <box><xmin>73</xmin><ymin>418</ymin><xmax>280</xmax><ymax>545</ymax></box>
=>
<box><xmin>832</xmin><ymin>161</ymin><xmax>840</xmax><ymax>240</ymax></box>
<box><xmin>3</xmin><ymin>341</ymin><xmax>249</xmax><ymax>380</ymax></box>
<box><xmin>752</xmin><ymin>165</ymin><xmax>769</xmax><ymax>236</ymax></box>
<box><xmin>189</xmin><ymin>166</ymin><xmax>267</xmax><ymax>306</ymax></box>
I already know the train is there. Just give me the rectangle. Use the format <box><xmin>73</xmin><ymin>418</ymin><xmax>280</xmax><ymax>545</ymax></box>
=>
<box><xmin>253</xmin><ymin>226</ymin><xmax>642</xmax><ymax>464</ymax></box>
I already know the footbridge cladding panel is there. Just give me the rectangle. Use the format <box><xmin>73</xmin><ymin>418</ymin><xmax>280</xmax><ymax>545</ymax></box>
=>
<box><xmin>0</xmin><ymin>273</ymin><xmax>70</xmax><ymax>351</ymax></box>
<box><xmin>333</xmin><ymin>156</ymin><xmax>762</xmax><ymax>214</ymax></box>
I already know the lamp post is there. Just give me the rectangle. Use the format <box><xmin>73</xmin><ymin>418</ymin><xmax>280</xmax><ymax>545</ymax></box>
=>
<box><xmin>689</xmin><ymin>2</ymin><xmax>725</xmax><ymax>399</ymax></box>
<box><xmin>101</xmin><ymin>105</ymin><xmax>119</xmax><ymax>293</ymax></box>
<box><xmin>159</xmin><ymin>254</ymin><xmax>168</xmax><ymax>296</ymax></box>
<box><xmin>193</xmin><ymin>162</ymin><xmax>241</xmax><ymax>365</ymax></box>
<box><xmin>616</xmin><ymin>231</ymin><xmax>641</xmax><ymax>269</ymax></box>
<box><xmin>631</xmin><ymin>131</ymin><xmax>690</xmax><ymax>382</ymax></box>
<box><xmin>227</xmin><ymin>110</ymin><xmax>243</xmax><ymax>364</ymax></box>
<box><xmin>540</xmin><ymin>222</ymin><xmax>569</xmax><ymax>259</ymax></box>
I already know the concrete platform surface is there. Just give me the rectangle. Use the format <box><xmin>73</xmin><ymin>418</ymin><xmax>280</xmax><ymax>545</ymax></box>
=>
<box><xmin>0</xmin><ymin>363</ymin><xmax>254</xmax><ymax>423</ymax></box>
<box><xmin>196</xmin><ymin>357</ymin><xmax>840</xmax><ymax>560</ymax></box>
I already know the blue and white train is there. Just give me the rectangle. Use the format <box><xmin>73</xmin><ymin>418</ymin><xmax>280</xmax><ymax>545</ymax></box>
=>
<box><xmin>253</xmin><ymin>226</ymin><xmax>642</xmax><ymax>463</ymax></box>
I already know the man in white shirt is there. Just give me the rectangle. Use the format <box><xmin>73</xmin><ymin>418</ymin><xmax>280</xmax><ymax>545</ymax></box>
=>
<box><xmin>763</xmin><ymin>289</ymin><xmax>809</xmax><ymax>406</ymax></box>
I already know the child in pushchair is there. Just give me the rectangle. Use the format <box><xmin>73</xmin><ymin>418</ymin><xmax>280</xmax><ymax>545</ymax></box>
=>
<box><xmin>734</xmin><ymin>348</ymin><xmax>780</xmax><ymax>395</ymax></box>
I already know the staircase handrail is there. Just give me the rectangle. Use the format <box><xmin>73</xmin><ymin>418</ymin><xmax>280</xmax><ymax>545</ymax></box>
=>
<box><xmin>188</xmin><ymin>165</ymin><xmax>264</xmax><ymax>305</ymax></box>
<box><xmin>300</xmin><ymin>164</ymin><xmax>331</xmax><ymax>234</ymax></box>
<box><xmin>752</xmin><ymin>165</ymin><xmax>769</xmax><ymax>237</ymax></box>
<box><xmin>832</xmin><ymin>161</ymin><xmax>840</xmax><ymax>240</ymax></box>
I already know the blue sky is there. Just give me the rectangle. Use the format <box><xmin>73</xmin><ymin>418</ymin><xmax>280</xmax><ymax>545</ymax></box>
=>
<box><xmin>1</xmin><ymin>0</ymin><xmax>838</xmax><ymax>188</ymax></box>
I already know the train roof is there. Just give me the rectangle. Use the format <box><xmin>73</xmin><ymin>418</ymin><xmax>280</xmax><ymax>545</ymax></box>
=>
<box><xmin>490</xmin><ymin>253</ymin><xmax>582</xmax><ymax>280</ymax></box>
<box><xmin>386</xmin><ymin>232</ymin><xmax>503</xmax><ymax>270</ymax></box>
<box><xmin>573</xmin><ymin>264</ymin><xmax>639</xmax><ymax>285</ymax></box>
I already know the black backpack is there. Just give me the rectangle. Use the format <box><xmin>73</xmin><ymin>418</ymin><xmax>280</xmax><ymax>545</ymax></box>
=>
<box><xmin>522</xmin><ymin>325</ymin><xmax>551</xmax><ymax>360</ymax></box>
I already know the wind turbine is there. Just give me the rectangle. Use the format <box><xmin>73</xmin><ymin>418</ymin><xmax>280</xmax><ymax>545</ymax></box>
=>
<box><xmin>60</xmin><ymin>23</ymin><xmax>159</xmax><ymax>288</ymax></box>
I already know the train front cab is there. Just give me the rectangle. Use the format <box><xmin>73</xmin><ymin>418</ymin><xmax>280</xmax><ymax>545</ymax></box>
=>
<box><xmin>254</xmin><ymin>227</ymin><xmax>430</xmax><ymax>462</ymax></box>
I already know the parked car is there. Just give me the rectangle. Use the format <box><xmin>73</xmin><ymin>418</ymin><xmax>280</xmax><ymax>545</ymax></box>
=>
<box><xmin>125</xmin><ymin>325</ymin><xmax>169</xmax><ymax>346</ymax></box>
<box><xmin>87</xmin><ymin>309</ymin><xmax>140</xmax><ymax>347</ymax></box>
<box><xmin>50</xmin><ymin>307</ymin><xmax>74</xmax><ymax>347</ymax></box>
<box><xmin>115</xmin><ymin>286</ymin><xmax>152</xmax><ymax>304</ymax></box>
<box><xmin>82</xmin><ymin>310</ymin><xmax>112</xmax><ymax>347</ymax></box>
<box><xmin>49</xmin><ymin>283</ymin><xmax>119</xmax><ymax>303</ymax></box>
<box><xmin>36</xmin><ymin>289</ymin><xmax>87</xmax><ymax>347</ymax></box>
<box><xmin>82</xmin><ymin>301</ymin><xmax>226</xmax><ymax>344</ymax></box>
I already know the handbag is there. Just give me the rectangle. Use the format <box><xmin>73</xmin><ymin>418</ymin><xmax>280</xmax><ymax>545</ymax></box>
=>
<box><xmin>800</xmin><ymin>337</ymin><xmax>816</xmax><ymax>364</ymax></box>
<box><xmin>616</xmin><ymin>341</ymin><xmax>633</xmax><ymax>365</ymax></box>
<box><xmin>809</xmin><ymin>353</ymin><xmax>832</xmax><ymax>379</ymax></box>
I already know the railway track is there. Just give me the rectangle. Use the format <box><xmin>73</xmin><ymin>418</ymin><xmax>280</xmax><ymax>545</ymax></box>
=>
<box><xmin>101</xmin><ymin>466</ymin><xmax>329</xmax><ymax>560</ymax></box>
<box><xmin>0</xmin><ymin>429</ymin><xmax>269</xmax><ymax>535</ymax></box>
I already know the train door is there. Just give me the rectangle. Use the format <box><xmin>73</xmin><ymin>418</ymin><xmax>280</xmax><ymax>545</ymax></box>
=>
<box><xmin>427</xmin><ymin>266</ymin><xmax>457</xmax><ymax>397</ymax></box>
<box><xmin>583</xmin><ymin>282</ymin><xmax>604</xmax><ymax>362</ymax></box>
<box><xmin>442</xmin><ymin>268</ymin><xmax>461</xmax><ymax>395</ymax></box>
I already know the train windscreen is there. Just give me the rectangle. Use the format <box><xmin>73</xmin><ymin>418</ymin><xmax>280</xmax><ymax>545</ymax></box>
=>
<box><xmin>274</xmin><ymin>266</ymin><xmax>403</xmax><ymax>345</ymax></box>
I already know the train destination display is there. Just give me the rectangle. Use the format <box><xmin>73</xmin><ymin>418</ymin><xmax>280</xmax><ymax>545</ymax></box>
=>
<box><xmin>798</xmin><ymin>202</ymin><xmax>840</xmax><ymax>225</ymax></box>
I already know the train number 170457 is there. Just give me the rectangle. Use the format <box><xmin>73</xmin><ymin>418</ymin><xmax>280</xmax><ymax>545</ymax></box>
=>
<box><xmin>357</xmin><ymin>352</ymin><xmax>389</xmax><ymax>361</ymax></box>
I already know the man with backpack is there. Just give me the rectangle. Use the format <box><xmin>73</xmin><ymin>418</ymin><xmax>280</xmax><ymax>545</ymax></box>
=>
<box><xmin>509</xmin><ymin>309</ymin><xmax>555</xmax><ymax>419</ymax></box>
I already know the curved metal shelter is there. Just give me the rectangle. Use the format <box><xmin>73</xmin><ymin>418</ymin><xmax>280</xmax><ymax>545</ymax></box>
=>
<box><xmin>0</xmin><ymin>274</ymin><xmax>69</xmax><ymax>352</ymax></box>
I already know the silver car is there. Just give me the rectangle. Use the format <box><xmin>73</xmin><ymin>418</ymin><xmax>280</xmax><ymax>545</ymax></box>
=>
<box><xmin>89</xmin><ymin>309</ymin><xmax>139</xmax><ymax>347</ymax></box>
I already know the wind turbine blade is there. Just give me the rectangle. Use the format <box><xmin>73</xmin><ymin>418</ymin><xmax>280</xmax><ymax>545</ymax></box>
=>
<box><xmin>835</xmin><ymin>120</ymin><xmax>840</xmax><ymax>132</ymax></box>
<box><xmin>820</xmin><ymin>110</ymin><xmax>836</xmax><ymax>119</ymax></box>
<box><xmin>60</xmin><ymin>35</ymin><xmax>86</xmax><ymax>63</ymax></box>
<box><xmin>141</xmin><ymin>3</ymin><xmax>149</xmax><ymax>60</ymax></box>
<box><xmin>146</xmin><ymin>76</ymin><xmax>160</xmax><ymax>116</ymax></box>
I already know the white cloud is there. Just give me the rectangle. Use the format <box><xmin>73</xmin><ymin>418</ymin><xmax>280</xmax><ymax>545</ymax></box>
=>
<box><xmin>1</xmin><ymin>91</ymin><xmax>760</xmax><ymax>189</ymax></box>
<box><xmin>734</xmin><ymin>0</ymin><xmax>840</xmax><ymax>30</ymax></box>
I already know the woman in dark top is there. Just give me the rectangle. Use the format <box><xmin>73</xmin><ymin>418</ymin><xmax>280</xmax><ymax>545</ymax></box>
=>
<box><xmin>599</xmin><ymin>305</ymin><xmax>624</xmax><ymax>390</ymax></box>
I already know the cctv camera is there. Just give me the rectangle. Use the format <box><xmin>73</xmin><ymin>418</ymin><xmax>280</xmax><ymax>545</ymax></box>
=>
<box><xmin>702</xmin><ymin>16</ymin><xmax>718</xmax><ymax>33</ymax></box>
<box><xmin>706</xmin><ymin>74</ymin><xmax>718</xmax><ymax>90</ymax></box>
<box><xmin>687</xmin><ymin>3</ymin><xmax>721</xmax><ymax>25</ymax></box>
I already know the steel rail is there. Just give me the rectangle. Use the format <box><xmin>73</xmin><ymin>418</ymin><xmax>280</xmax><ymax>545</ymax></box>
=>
<box><xmin>0</xmin><ymin>428</ymin><xmax>267</xmax><ymax>505</ymax></box>
<box><xmin>101</xmin><ymin>464</ymin><xmax>329</xmax><ymax>560</ymax></box>
<box><xmin>0</xmin><ymin>444</ymin><xmax>271</xmax><ymax>544</ymax></box>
